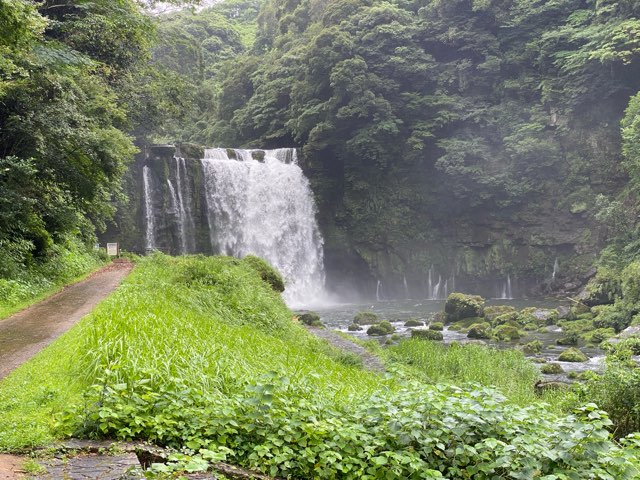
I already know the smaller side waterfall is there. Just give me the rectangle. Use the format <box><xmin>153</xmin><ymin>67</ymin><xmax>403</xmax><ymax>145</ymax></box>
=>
<box><xmin>552</xmin><ymin>257</ymin><xmax>559</xmax><ymax>281</ymax></box>
<box><xmin>403</xmin><ymin>276</ymin><xmax>410</xmax><ymax>299</ymax></box>
<box><xmin>143</xmin><ymin>166</ymin><xmax>156</xmax><ymax>250</ymax></box>
<box><xmin>498</xmin><ymin>275</ymin><xmax>513</xmax><ymax>300</ymax></box>
<box><xmin>426</xmin><ymin>267</ymin><xmax>451</xmax><ymax>300</ymax></box>
<box><xmin>376</xmin><ymin>280</ymin><xmax>383</xmax><ymax>302</ymax></box>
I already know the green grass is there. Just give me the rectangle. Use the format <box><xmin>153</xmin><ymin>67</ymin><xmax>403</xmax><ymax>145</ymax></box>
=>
<box><xmin>0</xmin><ymin>254</ymin><xmax>380</xmax><ymax>450</ymax></box>
<box><xmin>382</xmin><ymin>338</ymin><xmax>569</xmax><ymax>407</ymax></box>
<box><xmin>0</xmin><ymin>254</ymin><xmax>637</xmax><ymax>478</ymax></box>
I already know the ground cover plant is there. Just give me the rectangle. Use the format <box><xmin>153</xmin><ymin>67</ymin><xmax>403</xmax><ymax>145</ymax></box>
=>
<box><xmin>0</xmin><ymin>255</ymin><xmax>639</xmax><ymax>478</ymax></box>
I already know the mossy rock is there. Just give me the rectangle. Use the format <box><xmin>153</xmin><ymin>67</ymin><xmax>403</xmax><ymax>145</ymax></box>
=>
<box><xmin>520</xmin><ymin>308</ymin><xmax>559</xmax><ymax>326</ymax></box>
<box><xmin>556</xmin><ymin>333</ymin><xmax>579</xmax><ymax>346</ymax></box>
<box><xmin>581</xmin><ymin>327</ymin><xmax>615</xmax><ymax>344</ymax></box>
<box><xmin>347</xmin><ymin>323</ymin><xmax>363</xmax><ymax>332</ymax></box>
<box><xmin>242</xmin><ymin>255</ymin><xmax>285</xmax><ymax>292</ymax></box>
<box><xmin>449</xmin><ymin>317</ymin><xmax>483</xmax><ymax>331</ymax></box>
<box><xmin>297</xmin><ymin>311</ymin><xmax>322</xmax><ymax>327</ymax></box>
<box><xmin>522</xmin><ymin>340</ymin><xmax>543</xmax><ymax>355</ymax></box>
<box><xmin>412</xmin><ymin>329</ymin><xmax>443</xmax><ymax>341</ymax></box>
<box><xmin>429</xmin><ymin>322</ymin><xmax>444</xmax><ymax>331</ymax></box>
<box><xmin>444</xmin><ymin>293</ymin><xmax>485</xmax><ymax>323</ymax></box>
<box><xmin>576</xmin><ymin>312</ymin><xmax>594</xmax><ymax>321</ymax></box>
<box><xmin>541</xmin><ymin>363</ymin><xmax>564</xmax><ymax>374</ymax></box>
<box><xmin>467</xmin><ymin>322</ymin><xmax>491</xmax><ymax>339</ymax></box>
<box><xmin>404</xmin><ymin>319</ymin><xmax>424</xmax><ymax>327</ymax></box>
<box><xmin>493</xmin><ymin>324</ymin><xmax>521</xmax><ymax>341</ymax></box>
<box><xmin>530</xmin><ymin>357</ymin><xmax>547</xmax><ymax>364</ymax></box>
<box><xmin>493</xmin><ymin>311</ymin><xmax>521</xmax><ymax>327</ymax></box>
<box><xmin>354</xmin><ymin>311</ymin><xmax>379</xmax><ymax>325</ymax></box>
<box><xmin>367</xmin><ymin>321</ymin><xmax>395</xmax><ymax>336</ymax></box>
<box><xmin>523</xmin><ymin>322</ymin><xmax>538</xmax><ymax>331</ymax></box>
<box><xmin>483</xmin><ymin>305</ymin><xmax>516</xmax><ymax>323</ymax></box>
<box><xmin>558</xmin><ymin>347</ymin><xmax>588</xmax><ymax>362</ymax></box>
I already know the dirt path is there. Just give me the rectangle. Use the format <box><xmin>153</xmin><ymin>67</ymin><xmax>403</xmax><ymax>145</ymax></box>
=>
<box><xmin>305</xmin><ymin>326</ymin><xmax>385</xmax><ymax>372</ymax></box>
<box><xmin>0</xmin><ymin>261</ymin><xmax>133</xmax><ymax>380</ymax></box>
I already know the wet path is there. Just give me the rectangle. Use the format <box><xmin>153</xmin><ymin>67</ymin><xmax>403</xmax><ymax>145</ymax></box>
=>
<box><xmin>0</xmin><ymin>261</ymin><xmax>133</xmax><ymax>380</ymax></box>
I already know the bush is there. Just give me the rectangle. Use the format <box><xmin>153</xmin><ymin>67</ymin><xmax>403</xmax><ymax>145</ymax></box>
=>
<box><xmin>444</xmin><ymin>293</ymin><xmax>485</xmax><ymax>322</ymax></box>
<box><xmin>354</xmin><ymin>311</ymin><xmax>379</xmax><ymax>325</ymax></box>
<box><xmin>367</xmin><ymin>321</ymin><xmax>395</xmax><ymax>336</ymax></box>
<box><xmin>411</xmin><ymin>329</ymin><xmax>443</xmax><ymax>341</ymax></box>
<box><xmin>593</xmin><ymin>304</ymin><xmax>634</xmax><ymax>333</ymax></box>
<box><xmin>241</xmin><ymin>255</ymin><xmax>285</xmax><ymax>292</ymax></box>
<box><xmin>558</xmin><ymin>348</ymin><xmax>588</xmax><ymax>362</ymax></box>
<box><xmin>297</xmin><ymin>311</ymin><xmax>323</xmax><ymax>327</ymax></box>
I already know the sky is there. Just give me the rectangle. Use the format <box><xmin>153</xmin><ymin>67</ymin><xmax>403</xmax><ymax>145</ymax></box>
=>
<box><xmin>149</xmin><ymin>0</ymin><xmax>223</xmax><ymax>15</ymax></box>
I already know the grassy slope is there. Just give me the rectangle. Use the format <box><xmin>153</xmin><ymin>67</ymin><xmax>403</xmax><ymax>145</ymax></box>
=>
<box><xmin>0</xmin><ymin>254</ymin><xmax>637</xmax><ymax>478</ymax></box>
<box><xmin>0</xmin><ymin>254</ymin><xmax>380</xmax><ymax>450</ymax></box>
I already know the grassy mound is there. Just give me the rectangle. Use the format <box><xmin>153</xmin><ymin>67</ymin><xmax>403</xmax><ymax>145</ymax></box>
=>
<box><xmin>0</xmin><ymin>255</ymin><xmax>638</xmax><ymax>478</ymax></box>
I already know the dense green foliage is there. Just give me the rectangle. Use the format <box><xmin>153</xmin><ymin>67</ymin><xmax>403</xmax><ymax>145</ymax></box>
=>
<box><xmin>2</xmin><ymin>255</ymin><xmax>640</xmax><ymax>479</ymax></box>
<box><xmin>171</xmin><ymin>0</ymin><xmax>639</xmax><ymax>287</ymax></box>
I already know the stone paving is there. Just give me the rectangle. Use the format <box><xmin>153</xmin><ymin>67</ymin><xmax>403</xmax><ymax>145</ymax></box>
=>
<box><xmin>34</xmin><ymin>453</ymin><xmax>142</xmax><ymax>480</ymax></box>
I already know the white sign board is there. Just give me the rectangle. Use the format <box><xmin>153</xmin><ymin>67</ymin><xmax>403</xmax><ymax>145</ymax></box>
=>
<box><xmin>106</xmin><ymin>243</ymin><xmax>119</xmax><ymax>256</ymax></box>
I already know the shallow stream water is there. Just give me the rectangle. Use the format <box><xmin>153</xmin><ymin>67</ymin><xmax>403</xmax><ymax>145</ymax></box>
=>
<box><xmin>313</xmin><ymin>299</ymin><xmax>605</xmax><ymax>377</ymax></box>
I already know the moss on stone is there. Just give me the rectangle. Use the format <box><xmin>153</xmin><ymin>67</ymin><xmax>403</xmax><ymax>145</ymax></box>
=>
<box><xmin>541</xmin><ymin>363</ymin><xmax>564</xmax><ymax>374</ymax></box>
<box><xmin>493</xmin><ymin>324</ymin><xmax>521</xmax><ymax>341</ymax></box>
<box><xmin>429</xmin><ymin>322</ymin><xmax>444</xmax><ymax>331</ymax></box>
<box><xmin>444</xmin><ymin>293</ymin><xmax>485</xmax><ymax>322</ymax></box>
<box><xmin>412</xmin><ymin>329</ymin><xmax>444</xmax><ymax>341</ymax></box>
<box><xmin>404</xmin><ymin>319</ymin><xmax>424</xmax><ymax>327</ymax></box>
<box><xmin>558</xmin><ymin>347</ymin><xmax>588</xmax><ymax>362</ymax></box>
<box><xmin>367</xmin><ymin>321</ymin><xmax>395</xmax><ymax>336</ymax></box>
<box><xmin>467</xmin><ymin>322</ymin><xmax>491</xmax><ymax>339</ymax></box>
<box><xmin>354</xmin><ymin>311</ymin><xmax>379</xmax><ymax>325</ymax></box>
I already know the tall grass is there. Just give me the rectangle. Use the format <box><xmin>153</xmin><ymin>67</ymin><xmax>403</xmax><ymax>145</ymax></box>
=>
<box><xmin>384</xmin><ymin>338</ymin><xmax>566</xmax><ymax>407</ymax></box>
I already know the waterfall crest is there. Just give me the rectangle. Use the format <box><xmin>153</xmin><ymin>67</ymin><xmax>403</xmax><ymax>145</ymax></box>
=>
<box><xmin>201</xmin><ymin>148</ymin><xmax>325</xmax><ymax>306</ymax></box>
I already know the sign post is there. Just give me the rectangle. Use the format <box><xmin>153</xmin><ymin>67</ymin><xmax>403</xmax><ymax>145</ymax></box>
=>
<box><xmin>106</xmin><ymin>243</ymin><xmax>119</xmax><ymax>257</ymax></box>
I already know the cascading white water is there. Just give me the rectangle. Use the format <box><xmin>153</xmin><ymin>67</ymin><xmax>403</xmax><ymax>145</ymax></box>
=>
<box><xmin>403</xmin><ymin>276</ymin><xmax>409</xmax><ymax>299</ymax></box>
<box><xmin>376</xmin><ymin>280</ymin><xmax>382</xmax><ymax>302</ymax></box>
<box><xmin>201</xmin><ymin>148</ymin><xmax>325</xmax><ymax>306</ymax></box>
<box><xmin>143</xmin><ymin>166</ymin><xmax>157</xmax><ymax>250</ymax></box>
<box><xmin>499</xmin><ymin>275</ymin><xmax>513</xmax><ymax>300</ymax></box>
<box><xmin>552</xmin><ymin>257</ymin><xmax>559</xmax><ymax>281</ymax></box>
<box><xmin>174</xmin><ymin>157</ymin><xmax>195</xmax><ymax>254</ymax></box>
<box><xmin>426</xmin><ymin>266</ymin><xmax>450</xmax><ymax>300</ymax></box>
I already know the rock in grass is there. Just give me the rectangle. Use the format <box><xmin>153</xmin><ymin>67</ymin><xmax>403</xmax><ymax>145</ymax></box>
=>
<box><xmin>412</xmin><ymin>329</ymin><xmax>443</xmax><ymax>341</ymax></box>
<box><xmin>467</xmin><ymin>322</ymin><xmax>491</xmax><ymax>339</ymax></box>
<box><xmin>558</xmin><ymin>347</ymin><xmax>588</xmax><ymax>362</ymax></box>
<box><xmin>541</xmin><ymin>362</ymin><xmax>564</xmax><ymax>374</ymax></box>
<box><xmin>429</xmin><ymin>322</ymin><xmax>444</xmax><ymax>331</ymax></box>
<box><xmin>367</xmin><ymin>321</ymin><xmax>395</xmax><ymax>336</ymax></box>
<box><xmin>404</xmin><ymin>319</ymin><xmax>424</xmax><ymax>327</ymax></box>
<box><xmin>444</xmin><ymin>293</ymin><xmax>485</xmax><ymax>322</ymax></box>
<box><xmin>347</xmin><ymin>323</ymin><xmax>362</xmax><ymax>332</ymax></box>
<box><xmin>297</xmin><ymin>311</ymin><xmax>323</xmax><ymax>327</ymax></box>
<box><xmin>354</xmin><ymin>311</ymin><xmax>379</xmax><ymax>325</ymax></box>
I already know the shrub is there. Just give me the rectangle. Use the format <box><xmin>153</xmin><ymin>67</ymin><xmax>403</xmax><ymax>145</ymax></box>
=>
<box><xmin>297</xmin><ymin>311</ymin><xmax>323</xmax><ymax>327</ymax></box>
<box><xmin>558</xmin><ymin>348</ymin><xmax>588</xmax><ymax>362</ymax></box>
<box><xmin>411</xmin><ymin>329</ymin><xmax>443</xmax><ymax>341</ymax></box>
<box><xmin>241</xmin><ymin>255</ymin><xmax>285</xmax><ymax>292</ymax></box>
<box><xmin>592</xmin><ymin>304</ymin><xmax>634</xmax><ymax>332</ymax></box>
<box><xmin>354</xmin><ymin>311</ymin><xmax>379</xmax><ymax>325</ymax></box>
<box><xmin>444</xmin><ymin>293</ymin><xmax>485</xmax><ymax>322</ymax></box>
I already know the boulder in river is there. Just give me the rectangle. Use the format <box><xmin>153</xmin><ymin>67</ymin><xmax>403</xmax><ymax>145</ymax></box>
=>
<box><xmin>558</xmin><ymin>347</ymin><xmax>588</xmax><ymax>362</ymax></box>
<box><xmin>444</xmin><ymin>293</ymin><xmax>485</xmax><ymax>322</ymax></box>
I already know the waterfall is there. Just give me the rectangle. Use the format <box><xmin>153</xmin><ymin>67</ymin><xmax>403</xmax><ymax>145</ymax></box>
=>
<box><xmin>403</xmin><ymin>275</ymin><xmax>409</xmax><ymax>299</ymax></box>
<box><xmin>427</xmin><ymin>268</ymin><xmax>433</xmax><ymax>299</ymax></box>
<box><xmin>376</xmin><ymin>280</ymin><xmax>382</xmax><ymax>302</ymax></box>
<box><xmin>443</xmin><ymin>279</ymin><xmax>448</xmax><ymax>299</ymax></box>
<box><xmin>173</xmin><ymin>156</ymin><xmax>195</xmax><ymax>254</ymax></box>
<box><xmin>166</xmin><ymin>179</ymin><xmax>186</xmax><ymax>254</ymax></box>
<box><xmin>552</xmin><ymin>257</ymin><xmax>559</xmax><ymax>281</ymax></box>
<box><xmin>499</xmin><ymin>275</ymin><xmax>513</xmax><ymax>300</ymax></box>
<box><xmin>201</xmin><ymin>148</ymin><xmax>325</xmax><ymax>306</ymax></box>
<box><xmin>433</xmin><ymin>275</ymin><xmax>442</xmax><ymax>300</ymax></box>
<box><xmin>143</xmin><ymin>166</ymin><xmax>156</xmax><ymax>250</ymax></box>
<box><xmin>427</xmin><ymin>267</ymin><xmax>450</xmax><ymax>300</ymax></box>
